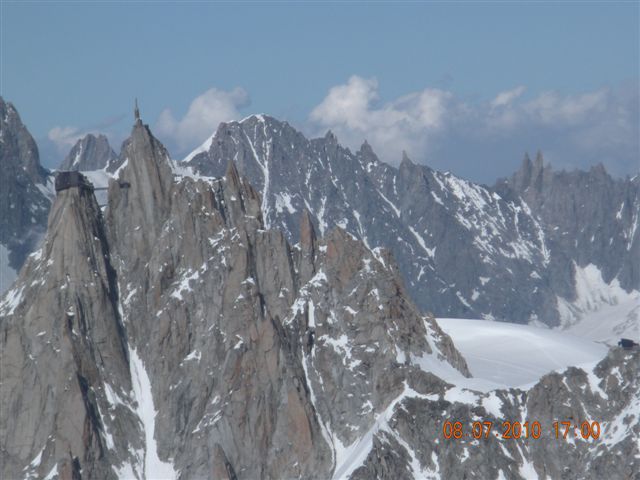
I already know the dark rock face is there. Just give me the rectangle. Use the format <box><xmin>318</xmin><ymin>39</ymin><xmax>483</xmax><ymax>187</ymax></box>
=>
<box><xmin>497</xmin><ymin>152</ymin><xmax>640</xmax><ymax>295</ymax></box>
<box><xmin>0</xmin><ymin>97</ymin><xmax>47</xmax><ymax>185</ymax></box>
<box><xmin>0</xmin><ymin>174</ymin><xmax>136</xmax><ymax>480</ymax></box>
<box><xmin>186</xmin><ymin>116</ymin><xmax>639</xmax><ymax>326</ymax></box>
<box><xmin>2</xmin><ymin>118</ymin><xmax>637</xmax><ymax>479</ymax></box>
<box><xmin>58</xmin><ymin>134</ymin><xmax>118</xmax><ymax>172</ymax></box>
<box><xmin>0</xmin><ymin>96</ymin><xmax>52</xmax><ymax>292</ymax></box>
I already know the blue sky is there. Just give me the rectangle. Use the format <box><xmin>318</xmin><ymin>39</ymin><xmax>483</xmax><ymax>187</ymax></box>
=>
<box><xmin>2</xmin><ymin>1</ymin><xmax>638</xmax><ymax>182</ymax></box>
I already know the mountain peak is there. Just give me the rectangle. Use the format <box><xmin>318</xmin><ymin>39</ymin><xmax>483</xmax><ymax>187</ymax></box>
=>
<box><xmin>58</xmin><ymin>133</ymin><xmax>117</xmax><ymax>171</ymax></box>
<box><xmin>399</xmin><ymin>150</ymin><xmax>415</xmax><ymax>170</ymax></box>
<box><xmin>106</xmin><ymin>120</ymin><xmax>175</xmax><ymax>267</ymax></box>
<box><xmin>0</xmin><ymin>96</ymin><xmax>48</xmax><ymax>185</ymax></box>
<box><xmin>239</xmin><ymin>113</ymin><xmax>270</xmax><ymax>125</ymax></box>
<box><xmin>507</xmin><ymin>150</ymin><xmax>548</xmax><ymax>192</ymax></box>
<box><xmin>534</xmin><ymin>150</ymin><xmax>544</xmax><ymax>169</ymax></box>
<box><xmin>1</xmin><ymin>168</ymin><xmax>134</xmax><ymax>478</ymax></box>
<box><xmin>0</xmin><ymin>97</ymin><xmax>51</xmax><ymax>291</ymax></box>
<box><xmin>134</xmin><ymin>97</ymin><xmax>141</xmax><ymax>124</ymax></box>
<box><xmin>509</xmin><ymin>152</ymin><xmax>534</xmax><ymax>190</ymax></box>
<box><xmin>324</xmin><ymin>129</ymin><xmax>338</xmax><ymax>144</ymax></box>
<box><xmin>359</xmin><ymin>139</ymin><xmax>374</xmax><ymax>155</ymax></box>
<box><xmin>590</xmin><ymin>162</ymin><xmax>608</xmax><ymax>177</ymax></box>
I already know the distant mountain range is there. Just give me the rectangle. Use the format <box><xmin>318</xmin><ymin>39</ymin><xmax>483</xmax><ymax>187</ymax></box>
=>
<box><xmin>1</xmin><ymin>98</ymin><xmax>638</xmax><ymax>340</ymax></box>
<box><xmin>184</xmin><ymin>114</ymin><xmax>639</xmax><ymax>334</ymax></box>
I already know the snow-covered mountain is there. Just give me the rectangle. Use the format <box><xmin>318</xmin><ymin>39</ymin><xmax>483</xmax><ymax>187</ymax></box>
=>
<box><xmin>0</xmin><ymin>96</ymin><xmax>54</xmax><ymax>293</ymax></box>
<box><xmin>1</xmin><ymin>101</ymin><xmax>637</xmax><ymax>341</ymax></box>
<box><xmin>184</xmin><ymin>115</ymin><xmax>640</xmax><ymax>332</ymax></box>
<box><xmin>58</xmin><ymin>133</ymin><xmax>120</xmax><ymax>172</ymax></box>
<box><xmin>1</xmin><ymin>114</ymin><xmax>128</xmax><ymax>296</ymax></box>
<box><xmin>2</xmin><ymin>114</ymin><xmax>638</xmax><ymax>479</ymax></box>
<box><xmin>497</xmin><ymin>154</ymin><xmax>640</xmax><ymax>339</ymax></box>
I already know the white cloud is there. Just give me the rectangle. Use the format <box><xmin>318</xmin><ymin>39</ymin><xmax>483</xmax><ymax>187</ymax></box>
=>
<box><xmin>308</xmin><ymin>76</ymin><xmax>638</xmax><ymax>179</ymax></box>
<box><xmin>490</xmin><ymin>86</ymin><xmax>526</xmax><ymax>109</ymax></box>
<box><xmin>524</xmin><ymin>89</ymin><xmax>608</xmax><ymax>126</ymax></box>
<box><xmin>47</xmin><ymin>126</ymin><xmax>84</xmax><ymax>150</ymax></box>
<box><xmin>309</xmin><ymin>75</ymin><xmax>457</xmax><ymax>162</ymax></box>
<box><xmin>156</xmin><ymin>87</ymin><xmax>249</xmax><ymax>151</ymax></box>
<box><xmin>486</xmin><ymin>87</ymin><xmax>613</xmax><ymax>132</ymax></box>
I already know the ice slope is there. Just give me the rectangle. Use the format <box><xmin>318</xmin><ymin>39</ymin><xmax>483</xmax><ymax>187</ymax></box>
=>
<box><xmin>182</xmin><ymin>133</ymin><xmax>215</xmax><ymax>163</ymax></box>
<box><xmin>561</xmin><ymin>295</ymin><xmax>639</xmax><ymax>345</ymax></box>
<box><xmin>436</xmin><ymin>318</ymin><xmax>608</xmax><ymax>389</ymax></box>
<box><xmin>129</xmin><ymin>348</ymin><xmax>177</xmax><ymax>479</ymax></box>
<box><xmin>555</xmin><ymin>263</ymin><xmax>640</xmax><ymax>345</ymax></box>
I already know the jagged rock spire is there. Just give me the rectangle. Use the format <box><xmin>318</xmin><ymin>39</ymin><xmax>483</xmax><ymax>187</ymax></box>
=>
<box><xmin>0</xmin><ymin>97</ymin><xmax>50</xmax><ymax>291</ymax></box>
<box><xmin>511</xmin><ymin>152</ymin><xmax>534</xmax><ymax>190</ymax></box>
<box><xmin>360</xmin><ymin>139</ymin><xmax>373</xmax><ymax>154</ymax></box>
<box><xmin>134</xmin><ymin>98</ymin><xmax>141</xmax><ymax>124</ymax></box>
<box><xmin>534</xmin><ymin>150</ymin><xmax>544</xmax><ymax>169</ymax></box>
<box><xmin>324</xmin><ymin>129</ymin><xmax>337</xmax><ymax>145</ymax></box>
<box><xmin>401</xmin><ymin>150</ymin><xmax>413</xmax><ymax>166</ymax></box>
<box><xmin>398</xmin><ymin>150</ymin><xmax>415</xmax><ymax>176</ymax></box>
<box><xmin>106</xmin><ymin>116</ymin><xmax>174</xmax><ymax>271</ymax></box>
<box><xmin>0</xmin><ymin>177</ymin><xmax>136</xmax><ymax>479</ymax></box>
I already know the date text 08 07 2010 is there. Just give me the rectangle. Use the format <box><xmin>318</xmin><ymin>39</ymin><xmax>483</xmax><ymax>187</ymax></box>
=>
<box><xmin>442</xmin><ymin>420</ymin><xmax>601</xmax><ymax>440</ymax></box>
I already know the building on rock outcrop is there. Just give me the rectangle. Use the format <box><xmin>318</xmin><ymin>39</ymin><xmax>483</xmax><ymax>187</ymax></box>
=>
<box><xmin>54</xmin><ymin>171</ymin><xmax>94</xmax><ymax>193</ymax></box>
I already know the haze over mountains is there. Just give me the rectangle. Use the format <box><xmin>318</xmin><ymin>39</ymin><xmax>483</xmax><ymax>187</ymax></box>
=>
<box><xmin>1</xmin><ymin>97</ymin><xmax>638</xmax><ymax>342</ymax></box>
<box><xmin>1</xmin><ymin>98</ymin><xmax>638</xmax><ymax>479</ymax></box>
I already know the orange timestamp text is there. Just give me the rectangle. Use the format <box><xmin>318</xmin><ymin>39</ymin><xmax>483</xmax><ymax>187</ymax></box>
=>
<box><xmin>442</xmin><ymin>420</ymin><xmax>601</xmax><ymax>440</ymax></box>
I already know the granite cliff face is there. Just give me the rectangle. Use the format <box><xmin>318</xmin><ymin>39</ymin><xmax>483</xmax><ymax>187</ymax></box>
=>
<box><xmin>58</xmin><ymin>134</ymin><xmax>119</xmax><ymax>172</ymax></box>
<box><xmin>2</xmin><ymin>118</ymin><xmax>637</xmax><ymax>479</ymax></box>
<box><xmin>497</xmin><ymin>153</ymin><xmax>640</xmax><ymax>327</ymax></box>
<box><xmin>0</xmin><ymin>96</ymin><xmax>53</xmax><ymax>293</ymax></box>
<box><xmin>185</xmin><ymin>116</ymin><xmax>639</xmax><ymax>328</ymax></box>
<box><xmin>104</xmin><ymin>120</ymin><xmax>469</xmax><ymax>478</ymax></box>
<box><xmin>0</xmin><ymin>173</ymin><xmax>138</xmax><ymax>480</ymax></box>
<box><xmin>0</xmin><ymin>119</ymin><xmax>466</xmax><ymax>478</ymax></box>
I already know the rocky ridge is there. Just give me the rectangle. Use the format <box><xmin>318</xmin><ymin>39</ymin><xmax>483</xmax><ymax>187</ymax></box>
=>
<box><xmin>58</xmin><ymin>133</ymin><xmax>119</xmax><ymax>172</ymax></box>
<box><xmin>0</xmin><ymin>96</ymin><xmax>53</xmax><ymax>293</ymax></box>
<box><xmin>1</xmin><ymin>117</ymin><xmax>638</xmax><ymax>479</ymax></box>
<box><xmin>497</xmin><ymin>153</ymin><xmax>640</xmax><ymax>328</ymax></box>
<box><xmin>185</xmin><ymin>116</ymin><xmax>639</xmax><ymax>327</ymax></box>
<box><xmin>3</xmin><ymin>102</ymin><xmax>637</xmax><ymax>334</ymax></box>
<box><xmin>0</xmin><ymin>171</ymin><xmax>137</xmax><ymax>479</ymax></box>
